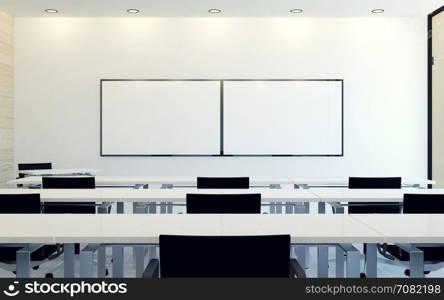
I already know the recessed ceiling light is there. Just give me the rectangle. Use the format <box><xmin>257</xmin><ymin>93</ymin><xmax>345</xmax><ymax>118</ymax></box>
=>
<box><xmin>290</xmin><ymin>9</ymin><xmax>303</xmax><ymax>14</ymax></box>
<box><xmin>208</xmin><ymin>9</ymin><xmax>222</xmax><ymax>14</ymax></box>
<box><xmin>371</xmin><ymin>9</ymin><xmax>385</xmax><ymax>14</ymax></box>
<box><xmin>44</xmin><ymin>9</ymin><xmax>58</xmax><ymax>13</ymax></box>
<box><xmin>126</xmin><ymin>9</ymin><xmax>140</xmax><ymax>14</ymax></box>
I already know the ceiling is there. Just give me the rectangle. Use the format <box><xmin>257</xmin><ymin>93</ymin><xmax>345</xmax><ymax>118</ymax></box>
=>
<box><xmin>0</xmin><ymin>0</ymin><xmax>443</xmax><ymax>17</ymax></box>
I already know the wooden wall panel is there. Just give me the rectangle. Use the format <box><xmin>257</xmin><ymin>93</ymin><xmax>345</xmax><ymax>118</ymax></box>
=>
<box><xmin>0</xmin><ymin>11</ymin><xmax>13</xmax><ymax>186</ymax></box>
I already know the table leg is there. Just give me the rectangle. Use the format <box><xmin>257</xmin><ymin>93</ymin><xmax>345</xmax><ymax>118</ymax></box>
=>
<box><xmin>336</xmin><ymin>246</ymin><xmax>345</xmax><ymax>278</ymax></box>
<box><xmin>117</xmin><ymin>202</ymin><xmax>124</xmax><ymax>214</ymax></box>
<box><xmin>270</xmin><ymin>202</ymin><xmax>276</xmax><ymax>214</ymax></box>
<box><xmin>64</xmin><ymin>243</ymin><xmax>75</xmax><ymax>278</ymax></box>
<box><xmin>346</xmin><ymin>247</ymin><xmax>360</xmax><ymax>278</ymax></box>
<box><xmin>16</xmin><ymin>246</ymin><xmax>31</xmax><ymax>278</ymax></box>
<box><xmin>285</xmin><ymin>202</ymin><xmax>294</xmax><ymax>214</ymax></box>
<box><xmin>295</xmin><ymin>246</ymin><xmax>307</xmax><ymax>269</ymax></box>
<box><xmin>112</xmin><ymin>246</ymin><xmax>124</xmax><ymax>278</ymax></box>
<box><xmin>80</xmin><ymin>249</ymin><xmax>94</xmax><ymax>277</ymax></box>
<box><xmin>134</xmin><ymin>246</ymin><xmax>145</xmax><ymax>278</ymax></box>
<box><xmin>366</xmin><ymin>243</ymin><xmax>377</xmax><ymax>278</ymax></box>
<box><xmin>409</xmin><ymin>246</ymin><xmax>424</xmax><ymax>278</ymax></box>
<box><xmin>317</xmin><ymin>246</ymin><xmax>329</xmax><ymax>278</ymax></box>
<box><xmin>167</xmin><ymin>202</ymin><xmax>173</xmax><ymax>214</ymax></box>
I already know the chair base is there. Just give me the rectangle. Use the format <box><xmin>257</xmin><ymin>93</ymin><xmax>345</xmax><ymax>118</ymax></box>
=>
<box><xmin>404</xmin><ymin>269</ymin><xmax>430</xmax><ymax>277</ymax></box>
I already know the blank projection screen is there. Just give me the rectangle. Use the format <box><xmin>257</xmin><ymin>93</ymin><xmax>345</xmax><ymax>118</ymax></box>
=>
<box><xmin>223</xmin><ymin>80</ymin><xmax>343</xmax><ymax>155</ymax></box>
<box><xmin>101</xmin><ymin>80</ymin><xmax>221</xmax><ymax>155</ymax></box>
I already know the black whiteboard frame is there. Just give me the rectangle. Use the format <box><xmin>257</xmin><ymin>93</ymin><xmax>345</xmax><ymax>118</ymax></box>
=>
<box><xmin>100</xmin><ymin>79</ymin><xmax>344</xmax><ymax>157</ymax></box>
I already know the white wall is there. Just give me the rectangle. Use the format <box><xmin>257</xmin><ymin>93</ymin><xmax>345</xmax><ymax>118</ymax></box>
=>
<box><xmin>14</xmin><ymin>17</ymin><xmax>427</xmax><ymax>177</ymax></box>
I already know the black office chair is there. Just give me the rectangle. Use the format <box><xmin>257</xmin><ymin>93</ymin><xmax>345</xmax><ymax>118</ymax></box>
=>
<box><xmin>0</xmin><ymin>194</ymin><xmax>58</xmax><ymax>276</ymax></box>
<box><xmin>197</xmin><ymin>177</ymin><xmax>249</xmax><ymax>189</ymax></box>
<box><xmin>18</xmin><ymin>163</ymin><xmax>52</xmax><ymax>178</ymax></box>
<box><xmin>42</xmin><ymin>177</ymin><xmax>96</xmax><ymax>214</ymax></box>
<box><xmin>186</xmin><ymin>193</ymin><xmax>261</xmax><ymax>214</ymax></box>
<box><xmin>385</xmin><ymin>194</ymin><xmax>444</xmax><ymax>277</ymax></box>
<box><xmin>347</xmin><ymin>177</ymin><xmax>402</xmax><ymax>277</ymax></box>
<box><xmin>42</xmin><ymin>177</ymin><xmax>96</xmax><ymax>255</ymax></box>
<box><xmin>143</xmin><ymin>235</ymin><xmax>306</xmax><ymax>278</ymax></box>
<box><xmin>348</xmin><ymin>177</ymin><xmax>402</xmax><ymax>213</ymax></box>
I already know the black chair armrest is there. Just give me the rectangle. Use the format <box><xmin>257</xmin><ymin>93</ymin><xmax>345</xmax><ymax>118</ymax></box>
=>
<box><xmin>289</xmin><ymin>258</ymin><xmax>306</xmax><ymax>278</ymax></box>
<box><xmin>142</xmin><ymin>259</ymin><xmax>160</xmax><ymax>278</ymax></box>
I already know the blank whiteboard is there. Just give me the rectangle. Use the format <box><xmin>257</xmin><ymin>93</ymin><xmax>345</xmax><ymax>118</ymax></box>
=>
<box><xmin>223</xmin><ymin>80</ymin><xmax>343</xmax><ymax>155</ymax></box>
<box><xmin>101</xmin><ymin>80</ymin><xmax>221</xmax><ymax>155</ymax></box>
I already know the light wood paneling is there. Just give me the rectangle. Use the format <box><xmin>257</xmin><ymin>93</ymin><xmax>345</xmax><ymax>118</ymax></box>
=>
<box><xmin>0</xmin><ymin>11</ymin><xmax>13</xmax><ymax>184</ymax></box>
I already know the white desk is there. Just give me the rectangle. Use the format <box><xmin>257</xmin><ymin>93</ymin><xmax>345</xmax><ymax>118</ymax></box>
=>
<box><xmin>0</xmin><ymin>188</ymin><xmax>315</xmax><ymax>203</ymax></box>
<box><xmin>353</xmin><ymin>214</ymin><xmax>444</xmax><ymax>244</ymax></box>
<box><xmin>4</xmin><ymin>213</ymin><xmax>442</xmax><ymax>278</ymax></box>
<box><xmin>7</xmin><ymin>176</ymin><xmax>292</xmax><ymax>188</ymax></box>
<box><xmin>10</xmin><ymin>176</ymin><xmax>435</xmax><ymax>189</ymax></box>
<box><xmin>19</xmin><ymin>168</ymin><xmax>101</xmax><ymax>176</ymax></box>
<box><xmin>0</xmin><ymin>214</ymin><xmax>374</xmax><ymax>278</ymax></box>
<box><xmin>291</xmin><ymin>177</ymin><xmax>435</xmax><ymax>188</ymax></box>
<box><xmin>309</xmin><ymin>188</ymin><xmax>444</xmax><ymax>214</ymax></box>
<box><xmin>352</xmin><ymin>214</ymin><xmax>444</xmax><ymax>278</ymax></box>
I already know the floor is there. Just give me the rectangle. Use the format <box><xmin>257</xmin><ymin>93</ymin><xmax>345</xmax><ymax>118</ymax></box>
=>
<box><xmin>0</xmin><ymin>201</ymin><xmax>443</xmax><ymax>278</ymax></box>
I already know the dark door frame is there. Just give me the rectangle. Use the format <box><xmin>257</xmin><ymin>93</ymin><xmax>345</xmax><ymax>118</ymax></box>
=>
<box><xmin>428</xmin><ymin>5</ymin><xmax>444</xmax><ymax>183</ymax></box>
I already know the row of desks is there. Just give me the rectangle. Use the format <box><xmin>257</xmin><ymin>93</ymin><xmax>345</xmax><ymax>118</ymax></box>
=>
<box><xmin>4</xmin><ymin>213</ymin><xmax>442</xmax><ymax>244</ymax></box>
<box><xmin>0</xmin><ymin>187</ymin><xmax>442</xmax><ymax>203</ymax></box>
<box><xmin>8</xmin><ymin>175</ymin><xmax>435</xmax><ymax>188</ymax></box>
<box><xmin>3</xmin><ymin>214</ymin><xmax>443</xmax><ymax>278</ymax></box>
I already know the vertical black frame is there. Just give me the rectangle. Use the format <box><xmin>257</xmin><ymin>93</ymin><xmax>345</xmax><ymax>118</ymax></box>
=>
<box><xmin>100</xmin><ymin>79</ymin><xmax>344</xmax><ymax>157</ymax></box>
<box><xmin>428</xmin><ymin>6</ymin><xmax>444</xmax><ymax>184</ymax></box>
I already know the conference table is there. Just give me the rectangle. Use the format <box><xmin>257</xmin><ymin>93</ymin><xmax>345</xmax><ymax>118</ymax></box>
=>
<box><xmin>310</xmin><ymin>188</ymin><xmax>444</xmax><ymax>213</ymax></box>
<box><xmin>2</xmin><ymin>186</ymin><xmax>442</xmax><ymax>278</ymax></box>
<box><xmin>3</xmin><ymin>214</ymin><xmax>442</xmax><ymax>279</ymax></box>
<box><xmin>8</xmin><ymin>176</ymin><xmax>434</xmax><ymax>189</ymax></box>
<box><xmin>0</xmin><ymin>188</ymin><xmax>315</xmax><ymax>214</ymax></box>
<box><xmin>0</xmin><ymin>187</ymin><xmax>440</xmax><ymax>215</ymax></box>
<box><xmin>352</xmin><ymin>214</ymin><xmax>444</xmax><ymax>278</ymax></box>
<box><xmin>8</xmin><ymin>176</ymin><xmax>433</xmax><ymax>214</ymax></box>
<box><xmin>290</xmin><ymin>177</ymin><xmax>435</xmax><ymax>189</ymax></box>
<box><xmin>8</xmin><ymin>176</ymin><xmax>292</xmax><ymax>188</ymax></box>
<box><xmin>18</xmin><ymin>168</ymin><xmax>102</xmax><ymax>176</ymax></box>
<box><xmin>1</xmin><ymin>214</ymin><xmax>375</xmax><ymax>278</ymax></box>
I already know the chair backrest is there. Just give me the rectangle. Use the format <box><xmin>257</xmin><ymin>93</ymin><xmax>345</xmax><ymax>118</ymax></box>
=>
<box><xmin>348</xmin><ymin>177</ymin><xmax>402</xmax><ymax>189</ymax></box>
<box><xmin>18</xmin><ymin>163</ymin><xmax>52</xmax><ymax>178</ymax></box>
<box><xmin>0</xmin><ymin>194</ymin><xmax>41</xmax><ymax>213</ymax></box>
<box><xmin>42</xmin><ymin>177</ymin><xmax>95</xmax><ymax>189</ymax></box>
<box><xmin>186</xmin><ymin>193</ymin><xmax>261</xmax><ymax>214</ymax></box>
<box><xmin>348</xmin><ymin>177</ymin><xmax>402</xmax><ymax>214</ymax></box>
<box><xmin>403</xmin><ymin>194</ymin><xmax>444</xmax><ymax>214</ymax></box>
<box><xmin>159</xmin><ymin>235</ymin><xmax>290</xmax><ymax>278</ymax></box>
<box><xmin>18</xmin><ymin>163</ymin><xmax>52</xmax><ymax>171</ymax></box>
<box><xmin>197</xmin><ymin>177</ymin><xmax>249</xmax><ymax>189</ymax></box>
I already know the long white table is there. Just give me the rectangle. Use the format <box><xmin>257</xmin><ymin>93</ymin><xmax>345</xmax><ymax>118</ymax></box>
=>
<box><xmin>0</xmin><ymin>188</ymin><xmax>316</xmax><ymax>215</ymax></box>
<box><xmin>351</xmin><ymin>214</ymin><xmax>444</xmax><ymax>278</ymax></box>
<box><xmin>7</xmin><ymin>176</ymin><xmax>292</xmax><ymax>188</ymax></box>
<box><xmin>2</xmin><ymin>212</ymin><xmax>443</xmax><ymax>278</ymax></box>
<box><xmin>0</xmin><ymin>188</ymin><xmax>314</xmax><ymax>203</ymax></box>
<box><xmin>9</xmin><ymin>176</ymin><xmax>435</xmax><ymax>189</ymax></box>
<box><xmin>291</xmin><ymin>177</ymin><xmax>435</xmax><ymax>188</ymax></box>
<box><xmin>309</xmin><ymin>188</ymin><xmax>444</xmax><ymax>202</ymax></box>
<box><xmin>310</xmin><ymin>188</ymin><xmax>444</xmax><ymax>213</ymax></box>
<box><xmin>0</xmin><ymin>214</ymin><xmax>376</xmax><ymax>278</ymax></box>
<box><xmin>2</xmin><ymin>188</ymin><xmax>443</xmax><ymax>213</ymax></box>
<box><xmin>19</xmin><ymin>168</ymin><xmax>101</xmax><ymax>176</ymax></box>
